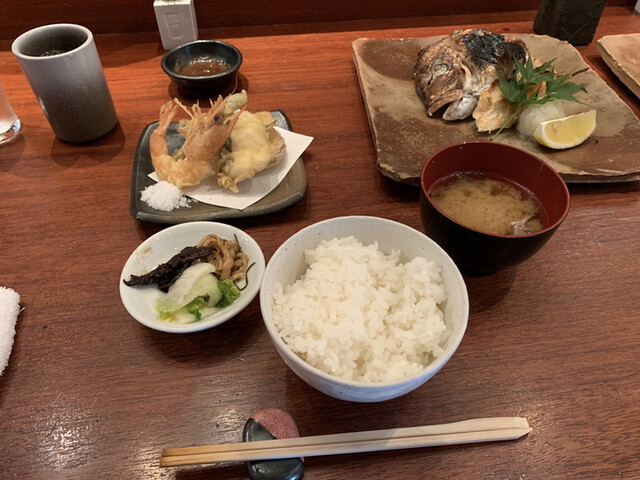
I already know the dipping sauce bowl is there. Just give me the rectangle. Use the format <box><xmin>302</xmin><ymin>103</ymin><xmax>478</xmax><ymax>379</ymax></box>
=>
<box><xmin>161</xmin><ymin>40</ymin><xmax>242</xmax><ymax>94</ymax></box>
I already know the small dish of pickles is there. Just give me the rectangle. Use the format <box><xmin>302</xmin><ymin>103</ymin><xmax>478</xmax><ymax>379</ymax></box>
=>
<box><xmin>120</xmin><ymin>221</ymin><xmax>264</xmax><ymax>333</ymax></box>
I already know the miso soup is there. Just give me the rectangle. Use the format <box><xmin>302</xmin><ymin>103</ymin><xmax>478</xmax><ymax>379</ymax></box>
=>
<box><xmin>428</xmin><ymin>172</ymin><xmax>548</xmax><ymax>236</ymax></box>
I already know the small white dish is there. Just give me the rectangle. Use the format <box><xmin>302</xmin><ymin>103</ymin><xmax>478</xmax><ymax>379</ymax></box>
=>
<box><xmin>120</xmin><ymin>221</ymin><xmax>265</xmax><ymax>333</ymax></box>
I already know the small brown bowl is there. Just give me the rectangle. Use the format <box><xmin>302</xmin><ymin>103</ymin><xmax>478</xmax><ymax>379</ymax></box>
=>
<box><xmin>161</xmin><ymin>40</ymin><xmax>242</xmax><ymax>94</ymax></box>
<box><xmin>420</xmin><ymin>142</ymin><xmax>570</xmax><ymax>273</ymax></box>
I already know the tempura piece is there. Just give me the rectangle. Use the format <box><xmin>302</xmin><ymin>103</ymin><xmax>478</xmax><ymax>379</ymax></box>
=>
<box><xmin>215</xmin><ymin>111</ymin><xmax>287</xmax><ymax>193</ymax></box>
<box><xmin>149</xmin><ymin>92</ymin><xmax>247</xmax><ymax>188</ymax></box>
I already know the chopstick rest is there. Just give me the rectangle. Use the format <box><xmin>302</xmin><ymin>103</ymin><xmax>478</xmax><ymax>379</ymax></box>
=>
<box><xmin>160</xmin><ymin>416</ymin><xmax>531</xmax><ymax>468</ymax></box>
<box><xmin>243</xmin><ymin>409</ymin><xmax>304</xmax><ymax>480</ymax></box>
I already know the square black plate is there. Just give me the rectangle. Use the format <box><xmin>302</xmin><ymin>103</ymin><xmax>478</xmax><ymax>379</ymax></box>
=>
<box><xmin>130</xmin><ymin>110</ymin><xmax>307</xmax><ymax>224</ymax></box>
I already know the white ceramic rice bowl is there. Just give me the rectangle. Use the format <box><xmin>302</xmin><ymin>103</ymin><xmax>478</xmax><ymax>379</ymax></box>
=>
<box><xmin>259</xmin><ymin>216</ymin><xmax>469</xmax><ymax>402</ymax></box>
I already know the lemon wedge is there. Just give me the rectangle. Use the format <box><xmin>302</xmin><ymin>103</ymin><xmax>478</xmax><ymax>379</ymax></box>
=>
<box><xmin>532</xmin><ymin>110</ymin><xmax>596</xmax><ymax>149</ymax></box>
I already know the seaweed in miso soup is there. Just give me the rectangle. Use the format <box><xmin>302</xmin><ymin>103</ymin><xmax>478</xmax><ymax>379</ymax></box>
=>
<box><xmin>428</xmin><ymin>172</ymin><xmax>548</xmax><ymax>236</ymax></box>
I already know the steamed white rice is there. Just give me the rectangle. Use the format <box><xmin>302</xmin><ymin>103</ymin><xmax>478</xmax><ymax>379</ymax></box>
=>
<box><xmin>271</xmin><ymin>236</ymin><xmax>449</xmax><ymax>383</ymax></box>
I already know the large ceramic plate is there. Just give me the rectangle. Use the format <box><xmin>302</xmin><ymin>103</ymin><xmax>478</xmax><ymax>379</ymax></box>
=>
<box><xmin>130</xmin><ymin>110</ymin><xmax>307</xmax><ymax>224</ymax></box>
<box><xmin>119</xmin><ymin>221</ymin><xmax>265</xmax><ymax>333</ymax></box>
<box><xmin>353</xmin><ymin>34</ymin><xmax>640</xmax><ymax>184</ymax></box>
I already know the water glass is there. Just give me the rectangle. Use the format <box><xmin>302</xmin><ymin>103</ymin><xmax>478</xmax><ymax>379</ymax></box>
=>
<box><xmin>0</xmin><ymin>81</ymin><xmax>21</xmax><ymax>146</ymax></box>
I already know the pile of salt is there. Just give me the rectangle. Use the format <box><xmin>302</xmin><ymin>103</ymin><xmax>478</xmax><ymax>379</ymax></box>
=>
<box><xmin>141</xmin><ymin>181</ymin><xmax>191</xmax><ymax>211</ymax></box>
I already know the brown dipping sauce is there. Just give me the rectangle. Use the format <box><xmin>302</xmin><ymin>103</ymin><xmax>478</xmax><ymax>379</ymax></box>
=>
<box><xmin>178</xmin><ymin>56</ymin><xmax>230</xmax><ymax>77</ymax></box>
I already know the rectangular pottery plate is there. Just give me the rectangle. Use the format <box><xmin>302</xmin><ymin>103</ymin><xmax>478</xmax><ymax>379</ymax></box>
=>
<box><xmin>130</xmin><ymin>110</ymin><xmax>306</xmax><ymax>224</ymax></box>
<box><xmin>353</xmin><ymin>34</ymin><xmax>640</xmax><ymax>184</ymax></box>
<box><xmin>597</xmin><ymin>34</ymin><xmax>640</xmax><ymax>101</ymax></box>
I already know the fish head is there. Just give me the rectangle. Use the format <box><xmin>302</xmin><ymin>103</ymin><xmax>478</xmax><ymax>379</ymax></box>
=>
<box><xmin>414</xmin><ymin>43</ymin><xmax>465</xmax><ymax>116</ymax></box>
<box><xmin>414</xmin><ymin>30</ymin><xmax>528</xmax><ymax>122</ymax></box>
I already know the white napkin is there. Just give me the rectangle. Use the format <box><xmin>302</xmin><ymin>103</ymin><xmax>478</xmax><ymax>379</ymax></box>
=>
<box><xmin>150</xmin><ymin>127</ymin><xmax>314</xmax><ymax>210</ymax></box>
<box><xmin>0</xmin><ymin>287</ymin><xmax>20</xmax><ymax>377</ymax></box>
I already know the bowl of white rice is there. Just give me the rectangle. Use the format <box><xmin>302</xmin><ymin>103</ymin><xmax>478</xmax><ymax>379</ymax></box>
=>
<box><xmin>259</xmin><ymin>216</ymin><xmax>468</xmax><ymax>402</ymax></box>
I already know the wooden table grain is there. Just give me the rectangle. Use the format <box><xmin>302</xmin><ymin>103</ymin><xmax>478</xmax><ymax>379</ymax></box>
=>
<box><xmin>1</xmin><ymin>7</ymin><xmax>639</xmax><ymax>480</ymax></box>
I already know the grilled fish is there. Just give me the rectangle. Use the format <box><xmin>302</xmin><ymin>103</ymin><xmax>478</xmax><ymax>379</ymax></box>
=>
<box><xmin>414</xmin><ymin>29</ymin><xmax>526</xmax><ymax>131</ymax></box>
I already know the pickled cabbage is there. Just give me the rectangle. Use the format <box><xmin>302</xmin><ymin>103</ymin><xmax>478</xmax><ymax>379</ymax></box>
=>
<box><xmin>155</xmin><ymin>263</ymin><xmax>221</xmax><ymax>323</ymax></box>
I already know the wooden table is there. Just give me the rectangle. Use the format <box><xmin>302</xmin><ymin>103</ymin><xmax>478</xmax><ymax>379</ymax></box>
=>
<box><xmin>1</xmin><ymin>6</ymin><xmax>639</xmax><ymax>479</ymax></box>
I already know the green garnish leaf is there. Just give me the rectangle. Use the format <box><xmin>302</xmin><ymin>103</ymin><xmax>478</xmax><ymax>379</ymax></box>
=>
<box><xmin>544</xmin><ymin>72</ymin><xmax>587</xmax><ymax>103</ymax></box>
<box><xmin>493</xmin><ymin>56</ymin><xmax>588</xmax><ymax>138</ymax></box>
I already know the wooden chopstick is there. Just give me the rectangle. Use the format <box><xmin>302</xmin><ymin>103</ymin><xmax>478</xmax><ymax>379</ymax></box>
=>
<box><xmin>160</xmin><ymin>417</ymin><xmax>531</xmax><ymax>467</ymax></box>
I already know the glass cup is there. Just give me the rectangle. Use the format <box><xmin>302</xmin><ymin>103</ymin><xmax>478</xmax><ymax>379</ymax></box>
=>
<box><xmin>0</xmin><ymin>81</ymin><xmax>21</xmax><ymax>146</ymax></box>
